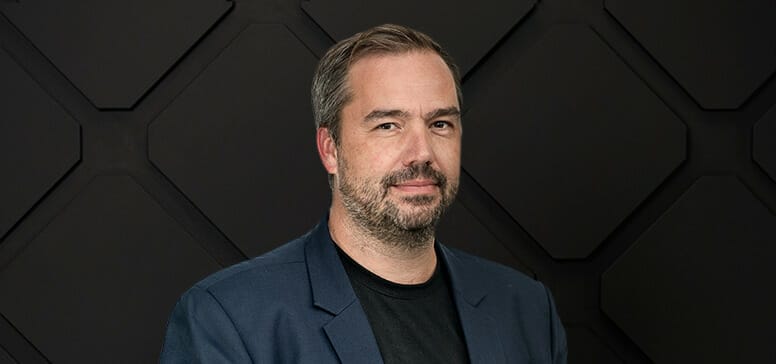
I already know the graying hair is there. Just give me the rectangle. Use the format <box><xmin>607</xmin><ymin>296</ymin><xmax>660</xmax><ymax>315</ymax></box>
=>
<box><xmin>311</xmin><ymin>24</ymin><xmax>463</xmax><ymax>145</ymax></box>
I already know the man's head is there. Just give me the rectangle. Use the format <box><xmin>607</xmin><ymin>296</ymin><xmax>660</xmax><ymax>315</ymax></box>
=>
<box><xmin>314</xmin><ymin>24</ymin><xmax>463</xmax><ymax>249</ymax></box>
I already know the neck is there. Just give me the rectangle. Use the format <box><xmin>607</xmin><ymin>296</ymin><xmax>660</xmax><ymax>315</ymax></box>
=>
<box><xmin>328</xmin><ymin>202</ymin><xmax>437</xmax><ymax>285</ymax></box>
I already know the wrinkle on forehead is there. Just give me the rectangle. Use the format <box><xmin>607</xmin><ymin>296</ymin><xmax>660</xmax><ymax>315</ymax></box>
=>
<box><xmin>363</xmin><ymin>107</ymin><xmax>460</xmax><ymax>123</ymax></box>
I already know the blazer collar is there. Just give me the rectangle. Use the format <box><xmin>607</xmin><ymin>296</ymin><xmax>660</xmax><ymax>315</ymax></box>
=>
<box><xmin>304</xmin><ymin>217</ymin><xmax>505</xmax><ymax>363</ymax></box>
<box><xmin>439</xmin><ymin>244</ymin><xmax>507</xmax><ymax>364</ymax></box>
<box><xmin>305</xmin><ymin>218</ymin><xmax>355</xmax><ymax>315</ymax></box>
<box><xmin>305</xmin><ymin>220</ymin><xmax>491</xmax><ymax>313</ymax></box>
<box><xmin>438</xmin><ymin>244</ymin><xmax>489</xmax><ymax>306</ymax></box>
<box><xmin>304</xmin><ymin>218</ymin><xmax>384</xmax><ymax>364</ymax></box>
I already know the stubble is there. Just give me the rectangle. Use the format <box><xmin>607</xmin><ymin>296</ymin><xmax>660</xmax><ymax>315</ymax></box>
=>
<box><xmin>337</xmin><ymin>158</ymin><xmax>458</xmax><ymax>251</ymax></box>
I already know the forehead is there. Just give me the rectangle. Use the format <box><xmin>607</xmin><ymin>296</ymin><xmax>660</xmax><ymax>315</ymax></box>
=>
<box><xmin>345</xmin><ymin>51</ymin><xmax>458</xmax><ymax>109</ymax></box>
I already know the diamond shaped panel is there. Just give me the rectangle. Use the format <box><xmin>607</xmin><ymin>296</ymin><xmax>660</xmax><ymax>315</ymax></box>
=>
<box><xmin>0</xmin><ymin>0</ymin><xmax>233</xmax><ymax>109</ymax></box>
<box><xmin>0</xmin><ymin>175</ymin><xmax>220</xmax><ymax>363</ymax></box>
<box><xmin>754</xmin><ymin>105</ymin><xmax>776</xmax><ymax>183</ymax></box>
<box><xmin>606</xmin><ymin>0</ymin><xmax>776</xmax><ymax>109</ymax></box>
<box><xmin>0</xmin><ymin>47</ymin><xmax>80</xmax><ymax>239</ymax></box>
<box><xmin>566</xmin><ymin>327</ymin><xmax>622</xmax><ymax>364</ymax></box>
<box><xmin>150</xmin><ymin>24</ymin><xmax>329</xmax><ymax>258</ymax></box>
<box><xmin>0</xmin><ymin>312</ymin><xmax>46</xmax><ymax>364</ymax></box>
<box><xmin>602</xmin><ymin>176</ymin><xmax>776</xmax><ymax>363</ymax></box>
<box><xmin>302</xmin><ymin>0</ymin><xmax>536</xmax><ymax>75</ymax></box>
<box><xmin>463</xmin><ymin>25</ymin><xmax>686</xmax><ymax>259</ymax></box>
<box><xmin>437</xmin><ymin>202</ymin><xmax>533</xmax><ymax>277</ymax></box>
<box><xmin>0</xmin><ymin>345</ymin><xmax>14</xmax><ymax>364</ymax></box>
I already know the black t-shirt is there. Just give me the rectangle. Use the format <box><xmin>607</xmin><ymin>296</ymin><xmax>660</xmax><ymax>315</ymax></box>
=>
<box><xmin>336</xmin><ymin>245</ymin><xmax>470</xmax><ymax>364</ymax></box>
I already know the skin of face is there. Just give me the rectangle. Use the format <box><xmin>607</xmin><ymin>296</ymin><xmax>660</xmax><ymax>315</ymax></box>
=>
<box><xmin>317</xmin><ymin>50</ymin><xmax>462</xmax><ymax>248</ymax></box>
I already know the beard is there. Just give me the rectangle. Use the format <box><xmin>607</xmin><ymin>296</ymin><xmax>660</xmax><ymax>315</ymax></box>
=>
<box><xmin>337</xmin><ymin>157</ymin><xmax>458</xmax><ymax>251</ymax></box>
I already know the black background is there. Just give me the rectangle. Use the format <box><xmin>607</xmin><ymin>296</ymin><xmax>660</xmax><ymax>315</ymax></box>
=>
<box><xmin>1</xmin><ymin>0</ymin><xmax>775</xmax><ymax>362</ymax></box>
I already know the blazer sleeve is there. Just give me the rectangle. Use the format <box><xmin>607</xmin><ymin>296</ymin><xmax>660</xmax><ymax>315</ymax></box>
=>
<box><xmin>545</xmin><ymin>285</ymin><xmax>568</xmax><ymax>364</ymax></box>
<box><xmin>159</xmin><ymin>286</ymin><xmax>252</xmax><ymax>363</ymax></box>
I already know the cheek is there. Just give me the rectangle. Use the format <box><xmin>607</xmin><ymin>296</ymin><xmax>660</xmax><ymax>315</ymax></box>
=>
<box><xmin>433</xmin><ymin>140</ymin><xmax>462</xmax><ymax>171</ymax></box>
<box><xmin>342</xmin><ymin>145</ymin><xmax>394</xmax><ymax>180</ymax></box>
<box><xmin>358</xmin><ymin>143</ymin><xmax>401</xmax><ymax>171</ymax></box>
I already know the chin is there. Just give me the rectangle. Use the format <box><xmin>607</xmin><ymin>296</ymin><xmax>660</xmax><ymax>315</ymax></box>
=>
<box><xmin>399</xmin><ymin>194</ymin><xmax>438</xmax><ymax>205</ymax></box>
<box><xmin>395</xmin><ymin>206</ymin><xmax>441</xmax><ymax>227</ymax></box>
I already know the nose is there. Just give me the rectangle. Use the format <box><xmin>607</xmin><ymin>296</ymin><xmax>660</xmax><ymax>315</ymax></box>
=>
<box><xmin>401</xmin><ymin>123</ymin><xmax>434</xmax><ymax>167</ymax></box>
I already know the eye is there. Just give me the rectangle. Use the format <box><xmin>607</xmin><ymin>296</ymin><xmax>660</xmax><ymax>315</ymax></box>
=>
<box><xmin>431</xmin><ymin>120</ymin><xmax>452</xmax><ymax>129</ymax></box>
<box><xmin>376</xmin><ymin>122</ymin><xmax>397</xmax><ymax>130</ymax></box>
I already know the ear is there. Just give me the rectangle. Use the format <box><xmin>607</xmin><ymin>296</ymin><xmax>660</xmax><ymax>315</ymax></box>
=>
<box><xmin>316</xmin><ymin>127</ymin><xmax>338</xmax><ymax>175</ymax></box>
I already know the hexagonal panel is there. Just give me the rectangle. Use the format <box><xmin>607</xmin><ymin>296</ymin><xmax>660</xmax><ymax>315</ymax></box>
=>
<box><xmin>566</xmin><ymin>327</ymin><xmax>622</xmax><ymax>363</ymax></box>
<box><xmin>602</xmin><ymin>176</ymin><xmax>776</xmax><ymax>363</ymax></box>
<box><xmin>437</xmin><ymin>202</ymin><xmax>533</xmax><ymax>277</ymax></box>
<box><xmin>606</xmin><ymin>0</ymin><xmax>776</xmax><ymax>109</ymax></box>
<box><xmin>150</xmin><ymin>24</ymin><xmax>329</xmax><ymax>258</ymax></box>
<box><xmin>0</xmin><ymin>47</ymin><xmax>80</xmax><ymax>240</ymax></box>
<box><xmin>0</xmin><ymin>0</ymin><xmax>233</xmax><ymax>109</ymax></box>
<box><xmin>463</xmin><ymin>25</ymin><xmax>686</xmax><ymax>259</ymax></box>
<box><xmin>754</xmin><ymin>105</ymin><xmax>776</xmax><ymax>183</ymax></box>
<box><xmin>0</xmin><ymin>175</ymin><xmax>220</xmax><ymax>363</ymax></box>
<box><xmin>302</xmin><ymin>0</ymin><xmax>537</xmax><ymax>75</ymax></box>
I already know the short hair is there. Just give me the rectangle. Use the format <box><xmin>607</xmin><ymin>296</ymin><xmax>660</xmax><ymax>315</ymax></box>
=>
<box><xmin>311</xmin><ymin>24</ymin><xmax>463</xmax><ymax>145</ymax></box>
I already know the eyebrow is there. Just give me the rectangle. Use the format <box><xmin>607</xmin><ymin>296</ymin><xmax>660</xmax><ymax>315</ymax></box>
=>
<box><xmin>423</xmin><ymin>107</ymin><xmax>460</xmax><ymax>121</ymax></box>
<box><xmin>363</xmin><ymin>107</ymin><xmax>460</xmax><ymax>123</ymax></box>
<box><xmin>364</xmin><ymin>109</ymin><xmax>411</xmax><ymax>122</ymax></box>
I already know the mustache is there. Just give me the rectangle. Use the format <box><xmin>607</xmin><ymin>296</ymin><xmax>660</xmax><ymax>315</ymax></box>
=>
<box><xmin>381</xmin><ymin>163</ymin><xmax>447</xmax><ymax>189</ymax></box>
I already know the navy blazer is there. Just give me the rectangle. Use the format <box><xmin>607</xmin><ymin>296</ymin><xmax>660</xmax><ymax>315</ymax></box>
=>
<box><xmin>160</xmin><ymin>219</ymin><xmax>567</xmax><ymax>363</ymax></box>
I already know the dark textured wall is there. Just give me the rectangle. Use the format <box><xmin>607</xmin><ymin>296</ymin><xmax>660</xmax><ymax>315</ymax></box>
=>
<box><xmin>1</xmin><ymin>0</ymin><xmax>775</xmax><ymax>363</ymax></box>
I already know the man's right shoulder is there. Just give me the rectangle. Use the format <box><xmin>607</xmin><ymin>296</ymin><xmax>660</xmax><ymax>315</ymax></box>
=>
<box><xmin>161</xmin><ymin>228</ymin><xmax>336</xmax><ymax>363</ymax></box>
<box><xmin>188</xmin><ymin>231</ymin><xmax>312</xmax><ymax>299</ymax></box>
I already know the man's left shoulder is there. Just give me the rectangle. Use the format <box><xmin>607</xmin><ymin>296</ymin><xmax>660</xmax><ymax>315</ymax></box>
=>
<box><xmin>439</xmin><ymin>244</ymin><xmax>549</xmax><ymax>301</ymax></box>
<box><xmin>440</xmin><ymin>244</ymin><xmax>567</xmax><ymax>363</ymax></box>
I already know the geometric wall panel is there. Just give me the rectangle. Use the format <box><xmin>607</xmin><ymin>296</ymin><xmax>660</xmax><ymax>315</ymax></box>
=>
<box><xmin>302</xmin><ymin>0</ymin><xmax>536</xmax><ymax>75</ymax></box>
<box><xmin>464</xmin><ymin>25</ymin><xmax>686</xmax><ymax>259</ymax></box>
<box><xmin>0</xmin><ymin>47</ymin><xmax>80</xmax><ymax>240</ymax></box>
<box><xmin>149</xmin><ymin>24</ymin><xmax>329</xmax><ymax>258</ymax></box>
<box><xmin>566</xmin><ymin>327</ymin><xmax>622</xmax><ymax>364</ymax></box>
<box><xmin>0</xmin><ymin>0</ymin><xmax>233</xmax><ymax>109</ymax></box>
<box><xmin>754</xmin><ymin>105</ymin><xmax>776</xmax><ymax>183</ymax></box>
<box><xmin>437</xmin><ymin>201</ymin><xmax>533</xmax><ymax>277</ymax></box>
<box><xmin>0</xmin><ymin>345</ymin><xmax>15</xmax><ymax>364</ymax></box>
<box><xmin>0</xmin><ymin>176</ymin><xmax>220</xmax><ymax>364</ymax></box>
<box><xmin>0</xmin><ymin>0</ymin><xmax>772</xmax><ymax>361</ymax></box>
<box><xmin>602</xmin><ymin>176</ymin><xmax>776</xmax><ymax>363</ymax></box>
<box><xmin>606</xmin><ymin>0</ymin><xmax>776</xmax><ymax>109</ymax></box>
<box><xmin>0</xmin><ymin>312</ymin><xmax>46</xmax><ymax>364</ymax></box>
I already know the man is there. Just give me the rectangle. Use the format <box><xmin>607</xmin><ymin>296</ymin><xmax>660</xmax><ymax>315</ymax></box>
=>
<box><xmin>161</xmin><ymin>24</ymin><xmax>567</xmax><ymax>363</ymax></box>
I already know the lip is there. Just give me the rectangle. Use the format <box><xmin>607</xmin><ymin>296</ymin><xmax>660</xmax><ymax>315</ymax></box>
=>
<box><xmin>390</xmin><ymin>179</ymin><xmax>439</xmax><ymax>193</ymax></box>
<box><xmin>393</xmin><ymin>179</ymin><xmax>437</xmax><ymax>187</ymax></box>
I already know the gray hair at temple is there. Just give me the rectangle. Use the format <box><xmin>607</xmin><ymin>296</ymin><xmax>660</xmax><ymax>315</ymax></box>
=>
<box><xmin>311</xmin><ymin>24</ymin><xmax>463</xmax><ymax>145</ymax></box>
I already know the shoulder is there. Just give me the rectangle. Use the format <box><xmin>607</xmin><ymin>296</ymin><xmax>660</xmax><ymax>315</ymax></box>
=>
<box><xmin>439</xmin><ymin>244</ymin><xmax>554</xmax><ymax>320</ymax></box>
<box><xmin>161</xmin><ymin>230</ymin><xmax>325</xmax><ymax>362</ymax></box>
<box><xmin>440</xmin><ymin>244</ymin><xmax>544</xmax><ymax>295</ymax></box>
<box><xmin>440</xmin><ymin>245</ymin><xmax>567</xmax><ymax>361</ymax></box>
<box><xmin>189</xmin><ymin>231</ymin><xmax>313</xmax><ymax>301</ymax></box>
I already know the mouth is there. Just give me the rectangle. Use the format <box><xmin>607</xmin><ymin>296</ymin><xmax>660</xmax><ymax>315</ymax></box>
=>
<box><xmin>381</xmin><ymin>163</ymin><xmax>448</xmax><ymax>198</ymax></box>
<box><xmin>390</xmin><ymin>179</ymin><xmax>439</xmax><ymax>193</ymax></box>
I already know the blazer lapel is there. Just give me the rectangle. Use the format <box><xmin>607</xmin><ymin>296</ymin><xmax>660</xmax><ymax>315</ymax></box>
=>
<box><xmin>323</xmin><ymin>302</ymin><xmax>385</xmax><ymax>364</ymax></box>
<box><xmin>305</xmin><ymin>220</ymin><xmax>384</xmax><ymax>364</ymax></box>
<box><xmin>439</xmin><ymin>244</ymin><xmax>507</xmax><ymax>364</ymax></box>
